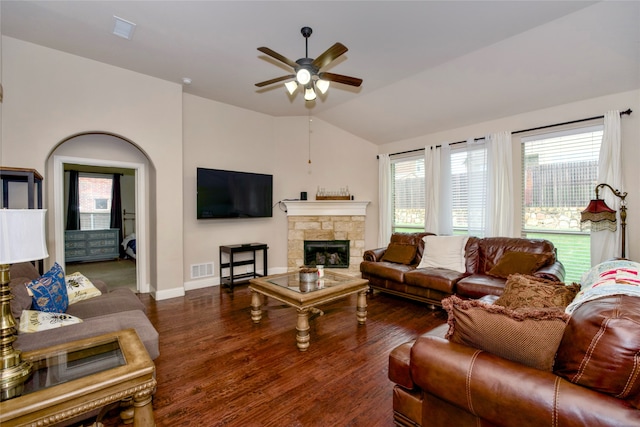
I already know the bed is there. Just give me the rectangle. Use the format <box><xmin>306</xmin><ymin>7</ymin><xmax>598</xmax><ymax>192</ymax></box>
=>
<box><xmin>122</xmin><ymin>233</ymin><xmax>137</xmax><ymax>259</ymax></box>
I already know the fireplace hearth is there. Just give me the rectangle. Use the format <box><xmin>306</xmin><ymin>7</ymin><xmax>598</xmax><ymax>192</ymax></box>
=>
<box><xmin>304</xmin><ymin>240</ymin><xmax>350</xmax><ymax>268</ymax></box>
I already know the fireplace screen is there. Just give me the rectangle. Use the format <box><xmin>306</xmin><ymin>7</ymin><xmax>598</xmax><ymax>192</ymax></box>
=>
<box><xmin>304</xmin><ymin>240</ymin><xmax>350</xmax><ymax>268</ymax></box>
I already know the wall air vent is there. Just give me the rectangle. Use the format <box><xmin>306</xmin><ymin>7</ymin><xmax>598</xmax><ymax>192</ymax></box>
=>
<box><xmin>191</xmin><ymin>262</ymin><xmax>214</xmax><ymax>279</ymax></box>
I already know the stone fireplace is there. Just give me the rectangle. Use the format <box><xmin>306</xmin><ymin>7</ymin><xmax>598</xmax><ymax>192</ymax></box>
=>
<box><xmin>283</xmin><ymin>200</ymin><xmax>369</xmax><ymax>275</ymax></box>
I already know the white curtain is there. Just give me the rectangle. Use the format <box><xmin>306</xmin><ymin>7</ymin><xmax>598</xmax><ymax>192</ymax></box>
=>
<box><xmin>378</xmin><ymin>153</ymin><xmax>392</xmax><ymax>247</ymax></box>
<box><xmin>439</xmin><ymin>143</ymin><xmax>453</xmax><ymax>235</ymax></box>
<box><xmin>592</xmin><ymin>110</ymin><xmax>623</xmax><ymax>264</ymax></box>
<box><xmin>425</xmin><ymin>143</ymin><xmax>453</xmax><ymax>235</ymax></box>
<box><xmin>424</xmin><ymin>146</ymin><xmax>440</xmax><ymax>234</ymax></box>
<box><xmin>466</xmin><ymin>138</ymin><xmax>487</xmax><ymax>237</ymax></box>
<box><xmin>486</xmin><ymin>131</ymin><xmax>515</xmax><ymax>237</ymax></box>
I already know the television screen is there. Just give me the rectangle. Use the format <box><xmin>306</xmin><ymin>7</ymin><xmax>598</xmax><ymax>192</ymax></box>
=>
<box><xmin>197</xmin><ymin>168</ymin><xmax>273</xmax><ymax>219</ymax></box>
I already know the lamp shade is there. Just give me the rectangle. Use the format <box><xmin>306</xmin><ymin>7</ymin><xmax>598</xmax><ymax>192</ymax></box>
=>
<box><xmin>0</xmin><ymin>209</ymin><xmax>49</xmax><ymax>264</ymax></box>
<box><xmin>580</xmin><ymin>199</ymin><xmax>617</xmax><ymax>232</ymax></box>
<box><xmin>304</xmin><ymin>87</ymin><xmax>316</xmax><ymax>101</ymax></box>
<box><xmin>284</xmin><ymin>81</ymin><xmax>298</xmax><ymax>95</ymax></box>
<box><xmin>316</xmin><ymin>79</ymin><xmax>330</xmax><ymax>94</ymax></box>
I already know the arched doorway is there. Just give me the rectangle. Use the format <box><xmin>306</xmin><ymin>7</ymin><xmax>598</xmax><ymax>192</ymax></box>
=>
<box><xmin>49</xmin><ymin>133</ymin><xmax>150</xmax><ymax>293</ymax></box>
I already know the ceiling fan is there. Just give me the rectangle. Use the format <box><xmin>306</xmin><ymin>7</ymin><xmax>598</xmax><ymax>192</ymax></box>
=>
<box><xmin>255</xmin><ymin>27</ymin><xmax>363</xmax><ymax>102</ymax></box>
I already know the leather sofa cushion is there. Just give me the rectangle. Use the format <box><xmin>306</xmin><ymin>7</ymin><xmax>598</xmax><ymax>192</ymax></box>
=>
<box><xmin>360</xmin><ymin>261</ymin><xmax>414</xmax><ymax>282</ymax></box>
<box><xmin>476</xmin><ymin>238</ymin><xmax>556</xmax><ymax>274</ymax></box>
<box><xmin>381</xmin><ymin>243</ymin><xmax>417</xmax><ymax>264</ymax></box>
<box><xmin>554</xmin><ymin>294</ymin><xmax>640</xmax><ymax>406</ymax></box>
<box><xmin>404</xmin><ymin>268</ymin><xmax>466</xmax><ymax>294</ymax></box>
<box><xmin>456</xmin><ymin>274</ymin><xmax>507</xmax><ymax>298</ymax></box>
<box><xmin>486</xmin><ymin>251</ymin><xmax>553</xmax><ymax>278</ymax></box>
<box><xmin>389</xmin><ymin>232</ymin><xmax>435</xmax><ymax>265</ymax></box>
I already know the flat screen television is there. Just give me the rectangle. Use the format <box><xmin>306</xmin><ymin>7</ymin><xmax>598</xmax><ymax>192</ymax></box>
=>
<box><xmin>197</xmin><ymin>167</ymin><xmax>273</xmax><ymax>219</ymax></box>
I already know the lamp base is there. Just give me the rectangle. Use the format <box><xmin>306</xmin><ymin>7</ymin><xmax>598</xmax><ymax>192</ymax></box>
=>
<box><xmin>0</xmin><ymin>263</ymin><xmax>34</xmax><ymax>401</ymax></box>
<box><xmin>1</xmin><ymin>359</ymin><xmax>33</xmax><ymax>401</ymax></box>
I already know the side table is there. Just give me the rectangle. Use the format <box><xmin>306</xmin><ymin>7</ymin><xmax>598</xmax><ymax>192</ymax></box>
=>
<box><xmin>219</xmin><ymin>243</ymin><xmax>268</xmax><ymax>291</ymax></box>
<box><xmin>0</xmin><ymin>328</ymin><xmax>156</xmax><ymax>427</ymax></box>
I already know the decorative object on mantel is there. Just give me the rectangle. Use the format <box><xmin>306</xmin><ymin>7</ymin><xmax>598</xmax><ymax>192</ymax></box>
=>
<box><xmin>316</xmin><ymin>186</ymin><xmax>351</xmax><ymax>200</ymax></box>
<box><xmin>0</xmin><ymin>209</ymin><xmax>49</xmax><ymax>400</ymax></box>
<box><xmin>255</xmin><ymin>27</ymin><xmax>363</xmax><ymax>103</ymax></box>
<box><xmin>580</xmin><ymin>182</ymin><xmax>628</xmax><ymax>259</ymax></box>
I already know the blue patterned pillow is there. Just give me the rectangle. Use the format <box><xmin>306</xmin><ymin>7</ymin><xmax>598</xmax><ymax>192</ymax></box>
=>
<box><xmin>26</xmin><ymin>262</ymin><xmax>69</xmax><ymax>313</ymax></box>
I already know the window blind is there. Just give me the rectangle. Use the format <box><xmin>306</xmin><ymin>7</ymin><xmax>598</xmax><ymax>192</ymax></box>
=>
<box><xmin>391</xmin><ymin>155</ymin><xmax>425</xmax><ymax>232</ymax></box>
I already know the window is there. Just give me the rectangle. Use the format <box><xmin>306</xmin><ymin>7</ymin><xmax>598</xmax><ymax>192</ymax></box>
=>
<box><xmin>79</xmin><ymin>174</ymin><xmax>113</xmax><ymax>230</ymax></box>
<box><xmin>451</xmin><ymin>143</ymin><xmax>488</xmax><ymax>236</ymax></box>
<box><xmin>391</xmin><ymin>156</ymin><xmax>425</xmax><ymax>233</ymax></box>
<box><xmin>521</xmin><ymin>125</ymin><xmax>603</xmax><ymax>282</ymax></box>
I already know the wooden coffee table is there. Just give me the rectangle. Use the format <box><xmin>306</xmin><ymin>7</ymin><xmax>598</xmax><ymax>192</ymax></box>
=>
<box><xmin>0</xmin><ymin>328</ymin><xmax>156</xmax><ymax>427</ymax></box>
<box><xmin>249</xmin><ymin>270</ymin><xmax>369</xmax><ymax>351</ymax></box>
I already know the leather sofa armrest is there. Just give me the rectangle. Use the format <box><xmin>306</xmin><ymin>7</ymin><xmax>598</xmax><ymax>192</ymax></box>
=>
<box><xmin>363</xmin><ymin>247</ymin><xmax>386</xmax><ymax>262</ymax></box>
<box><xmin>409</xmin><ymin>336</ymin><xmax>640</xmax><ymax>426</ymax></box>
<box><xmin>533</xmin><ymin>260</ymin><xmax>565</xmax><ymax>282</ymax></box>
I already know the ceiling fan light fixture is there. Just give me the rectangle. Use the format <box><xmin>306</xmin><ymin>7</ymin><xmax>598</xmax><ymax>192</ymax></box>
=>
<box><xmin>296</xmin><ymin>68</ymin><xmax>311</xmax><ymax>85</ymax></box>
<box><xmin>304</xmin><ymin>86</ymin><xmax>317</xmax><ymax>101</ymax></box>
<box><xmin>316</xmin><ymin>79</ymin><xmax>330</xmax><ymax>94</ymax></box>
<box><xmin>284</xmin><ymin>80</ymin><xmax>298</xmax><ymax>95</ymax></box>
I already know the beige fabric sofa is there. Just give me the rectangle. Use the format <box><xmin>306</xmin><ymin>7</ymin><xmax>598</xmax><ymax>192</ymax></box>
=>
<box><xmin>9</xmin><ymin>262</ymin><xmax>159</xmax><ymax>360</ymax></box>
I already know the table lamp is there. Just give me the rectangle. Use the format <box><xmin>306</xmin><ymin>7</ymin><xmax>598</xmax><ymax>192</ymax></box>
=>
<box><xmin>0</xmin><ymin>209</ymin><xmax>49</xmax><ymax>400</ymax></box>
<box><xmin>580</xmin><ymin>183</ymin><xmax>628</xmax><ymax>259</ymax></box>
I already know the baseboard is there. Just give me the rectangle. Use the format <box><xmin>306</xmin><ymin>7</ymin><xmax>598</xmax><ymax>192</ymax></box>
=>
<box><xmin>153</xmin><ymin>286</ymin><xmax>186</xmax><ymax>301</ymax></box>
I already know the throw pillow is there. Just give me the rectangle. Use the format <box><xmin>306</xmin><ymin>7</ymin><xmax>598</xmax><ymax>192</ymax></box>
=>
<box><xmin>417</xmin><ymin>235</ymin><xmax>469</xmax><ymax>273</ymax></box>
<box><xmin>494</xmin><ymin>274</ymin><xmax>580</xmax><ymax>311</ymax></box>
<box><xmin>19</xmin><ymin>310</ymin><xmax>82</xmax><ymax>333</ymax></box>
<box><xmin>486</xmin><ymin>251</ymin><xmax>552</xmax><ymax>279</ymax></box>
<box><xmin>26</xmin><ymin>262</ymin><xmax>69</xmax><ymax>313</ymax></box>
<box><xmin>442</xmin><ymin>295</ymin><xmax>570</xmax><ymax>371</ymax></box>
<box><xmin>65</xmin><ymin>272</ymin><xmax>103</xmax><ymax>304</ymax></box>
<box><xmin>381</xmin><ymin>243</ymin><xmax>417</xmax><ymax>265</ymax></box>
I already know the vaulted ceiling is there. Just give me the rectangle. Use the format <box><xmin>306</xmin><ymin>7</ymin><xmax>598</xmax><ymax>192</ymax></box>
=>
<box><xmin>2</xmin><ymin>1</ymin><xmax>639</xmax><ymax>144</ymax></box>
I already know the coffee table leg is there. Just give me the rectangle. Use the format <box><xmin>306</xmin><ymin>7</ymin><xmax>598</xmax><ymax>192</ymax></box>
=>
<box><xmin>133</xmin><ymin>389</ymin><xmax>155</xmax><ymax>427</ymax></box>
<box><xmin>251</xmin><ymin>291</ymin><xmax>263</xmax><ymax>323</ymax></box>
<box><xmin>356</xmin><ymin>290</ymin><xmax>368</xmax><ymax>324</ymax></box>
<box><xmin>296</xmin><ymin>309</ymin><xmax>310</xmax><ymax>351</ymax></box>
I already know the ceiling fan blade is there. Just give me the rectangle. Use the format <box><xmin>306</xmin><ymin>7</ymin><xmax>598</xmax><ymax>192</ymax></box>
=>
<box><xmin>255</xmin><ymin>75</ymin><xmax>295</xmax><ymax>87</ymax></box>
<box><xmin>312</xmin><ymin>43</ymin><xmax>348</xmax><ymax>70</ymax></box>
<box><xmin>257</xmin><ymin>47</ymin><xmax>298</xmax><ymax>69</ymax></box>
<box><xmin>318</xmin><ymin>72</ymin><xmax>363</xmax><ymax>87</ymax></box>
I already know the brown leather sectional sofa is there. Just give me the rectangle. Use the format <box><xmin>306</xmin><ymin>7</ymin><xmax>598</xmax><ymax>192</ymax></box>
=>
<box><xmin>389</xmin><ymin>294</ymin><xmax>640</xmax><ymax>426</ymax></box>
<box><xmin>360</xmin><ymin>232</ymin><xmax>565</xmax><ymax>307</ymax></box>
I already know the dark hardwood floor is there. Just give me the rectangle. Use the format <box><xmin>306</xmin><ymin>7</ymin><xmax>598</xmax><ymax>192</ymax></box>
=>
<box><xmin>100</xmin><ymin>284</ymin><xmax>447</xmax><ymax>426</ymax></box>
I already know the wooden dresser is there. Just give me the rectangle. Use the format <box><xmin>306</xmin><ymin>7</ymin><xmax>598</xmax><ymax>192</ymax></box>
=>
<box><xmin>65</xmin><ymin>229</ymin><xmax>120</xmax><ymax>262</ymax></box>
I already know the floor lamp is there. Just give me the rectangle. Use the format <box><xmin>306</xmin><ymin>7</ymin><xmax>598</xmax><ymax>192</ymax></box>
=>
<box><xmin>0</xmin><ymin>209</ymin><xmax>49</xmax><ymax>401</ymax></box>
<box><xmin>580</xmin><ymin>183</ymin><xmax>627</xmax><ymax>259</ymax></box>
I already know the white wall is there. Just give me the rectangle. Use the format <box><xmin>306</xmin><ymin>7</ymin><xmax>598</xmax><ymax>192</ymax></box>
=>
<box><xmin>1</xmin><ymin>36</ymin><xmax>184</xmax><ymax>297</ymax></box>
<box><xmin>182</xmin><ymin>94</ymin><xmax>379</xmax><ymax>289</ymax></box>
<box><xmin>379</xmin><ymin>90</ymin><xmax>640</xmax><ymax>261</ymax></box>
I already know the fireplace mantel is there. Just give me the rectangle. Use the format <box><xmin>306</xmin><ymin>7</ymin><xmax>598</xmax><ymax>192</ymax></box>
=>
<box><xmin>283</xmin><ymin>200</ymin><xmax>370</xmax><ymax>216</ymax></box>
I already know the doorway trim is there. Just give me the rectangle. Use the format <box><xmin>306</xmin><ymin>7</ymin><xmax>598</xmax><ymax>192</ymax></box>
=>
<box><xmin>53</xmin><ymin>155</ymin><xmax>149</xmax><ymax>293</ymax></box>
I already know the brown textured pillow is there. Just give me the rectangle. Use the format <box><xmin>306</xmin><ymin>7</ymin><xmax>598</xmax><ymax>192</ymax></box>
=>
<box><xmin>554</xmin><ymin>295</ymin><xmax>640</xmax><ymax>404</ymax></box>
<box><xmin>381</xmin><ymin>243</ymin><xmax>417</xmax><ymax>265</ymax></box>
<box><xmin>494</xmin><ymin>274</ymin><xmax>580</xmax><ymax>311</ymax></box>
<box><xmin>442</xmin><ymin>295</ymin><xmax>570</xmax><ymax>371</ymax></box>
<box><xmin>487</xmin><ymin>251</ymin><xmax>552</xmax><ymax>278</ymax></box>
